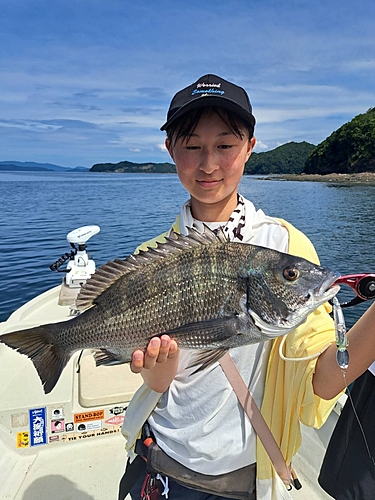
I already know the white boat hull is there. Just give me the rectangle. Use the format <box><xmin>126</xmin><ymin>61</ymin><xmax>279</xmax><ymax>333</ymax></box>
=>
<box><xmin>0</xmin><ymin>285</ymin><xmax>342</xmax><ymax>499</ymax></box>
<box><xmin>0</xmin><ymin>285</ymin><xmax>142</xmax><ymax>500</ymax></box>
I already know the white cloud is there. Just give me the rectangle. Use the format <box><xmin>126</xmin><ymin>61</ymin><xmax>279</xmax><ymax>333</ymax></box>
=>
<box><xmin>1</xmin><ymin>0</ymin><xmax>374</xmax><ymax>165</ymax></box>
<box><xmin>344</xmin><ymin>59</ymin><xmax>375</xmax><ymax>71</ymax></box>
<box><xmin>254</xmin><ymin>140</ymin><xmax>268</xmax><ymax>152</ymax></box>
<box><xmin>156</xmin><ymin>143</ymin><xmax>167</xmax><ymax>152</ymax></box>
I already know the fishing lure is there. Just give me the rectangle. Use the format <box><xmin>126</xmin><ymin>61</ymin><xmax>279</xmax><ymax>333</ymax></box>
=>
<box><xmin>332</xmin><ymin>296</ymin><xmax>349</xmax><ymax>370</ymax></box>
<box><xmin>331</xmin><ymin>273</ymin><xmax>375</xmax><ymax>369</ymax></box>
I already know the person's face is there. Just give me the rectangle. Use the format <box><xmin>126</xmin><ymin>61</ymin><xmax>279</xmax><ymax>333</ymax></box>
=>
<box><xmin>166</xmin><ymin>110</ymin><xmax>256</xmax><ymax>221</ymax></box>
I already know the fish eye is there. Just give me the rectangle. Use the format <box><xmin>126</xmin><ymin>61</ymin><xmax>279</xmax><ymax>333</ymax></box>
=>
<box><xmin>283</xmin><ymin>267</ymin><xmax>299</xmax><ymax>281</ymax></box>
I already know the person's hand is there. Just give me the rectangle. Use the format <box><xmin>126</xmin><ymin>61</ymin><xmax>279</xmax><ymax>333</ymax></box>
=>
<box><xmin>130</xmin><ymin>334</ymin><xmax>179</xmax><ymax>373</ymax></box>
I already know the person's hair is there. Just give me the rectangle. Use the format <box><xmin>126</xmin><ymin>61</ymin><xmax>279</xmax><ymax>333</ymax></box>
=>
<box><xmin>165</xmin><ymin>107</ymin><xmax>254</xmax><ymax>146</ymax></box>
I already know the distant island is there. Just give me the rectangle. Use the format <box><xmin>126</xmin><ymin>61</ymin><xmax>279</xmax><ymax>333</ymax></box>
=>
<box><xmin>88</xmin><ymin>142</ymin><xmax>315</xmax><ymax>175</ymax></box>
<box><xmin>244</xmin><ymin>141</ymin><xmax>315</xmax><ymax>175</ymax></box>
<box><xmin>1</xmin><ymin>106</ymin><xmax>373</xmax><ymax>177</ymax></box>
<box><xmin>0</xmin><ymin>164</ymin><xmax>51</xmax><ymax>172</ymax></box>
<box><xmin>90</xmin><ymin>160</ymin><xmax>176</xmax><ymax>173</ymax></box>
<box><xmin>0</xmin><ymin>161</ymin><xmax>89</xmax><ymax>172</ymax></box>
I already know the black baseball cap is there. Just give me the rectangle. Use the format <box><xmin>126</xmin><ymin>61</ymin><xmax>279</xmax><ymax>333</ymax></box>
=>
<box><xmin>160</xmin><ymin>74</ymin><xmax>256</xmax><ymax>131</ymax></box>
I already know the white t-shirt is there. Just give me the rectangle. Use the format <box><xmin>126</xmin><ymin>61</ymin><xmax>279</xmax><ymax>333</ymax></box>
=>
<box><xmin>148</xmin><ymin>199</ymin><xmax>289</xmax><ymax>475</ymax></box>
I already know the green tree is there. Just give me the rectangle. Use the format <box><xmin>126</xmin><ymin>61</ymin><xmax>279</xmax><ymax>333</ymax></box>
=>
<box><xmin>245</xmin><ymin>142</ymin><xmax>315</xmax><ymax>175</ymax></box>
<box><xmin>304</xmin><ymin>108</ymin><xmax>375</xmax><ymax>174</ymax></box>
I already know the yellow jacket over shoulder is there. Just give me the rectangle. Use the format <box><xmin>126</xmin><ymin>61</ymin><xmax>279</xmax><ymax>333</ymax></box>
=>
<box><xmin>122</xmin><ymin>216</ymin><xmax>340</xmax><ymax>499</ymax></box>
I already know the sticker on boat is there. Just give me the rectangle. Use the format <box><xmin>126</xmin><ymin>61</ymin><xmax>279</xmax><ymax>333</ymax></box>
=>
<box><xmin>29</xmin><ymin>407</ymin><xmax>47</xmax><ymax>446</ymax></box>
<box><xmin>105</xmin><ymin>415</ymin><xmax>124</xmax><ymax>426</ymax></box>
<box><xmin>16</xmin><ymin>431</ymin><xmax>29</xmax><ymax>448</ymax></box>
<box><xmin>74</xmin><ymin>410</ymin><xmax>105</xmax><ymax>423</ymax></box>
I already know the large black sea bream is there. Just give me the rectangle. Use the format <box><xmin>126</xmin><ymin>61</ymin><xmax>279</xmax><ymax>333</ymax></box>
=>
<box><xmin>0</xmin><ymin>228</ymin><xmax>339</xmax><ymax>393</ymax></box>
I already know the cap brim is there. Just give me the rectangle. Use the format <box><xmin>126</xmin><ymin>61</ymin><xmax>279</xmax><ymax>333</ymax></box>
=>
<box><xmin>160</xmin><ymin>96</ymin><xmax>256</xmax><ymax>131</ymax></box>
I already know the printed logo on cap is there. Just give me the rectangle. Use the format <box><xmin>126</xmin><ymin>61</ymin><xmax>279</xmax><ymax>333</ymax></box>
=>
<box><xmin>192</xmin><ymin>81</ymin><xmax>225</xmax><ymax>97</ymax></box>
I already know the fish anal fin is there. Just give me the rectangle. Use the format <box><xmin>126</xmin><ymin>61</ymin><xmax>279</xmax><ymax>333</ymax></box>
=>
<box><xmin>93</xmin><ymin>348</ymin><xmax>129</xmax><ymax>367</ymax></box>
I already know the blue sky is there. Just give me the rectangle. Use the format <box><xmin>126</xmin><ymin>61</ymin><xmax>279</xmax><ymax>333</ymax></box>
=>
<box><xmin>1</xmin><ymin>0</ymin><xmax>374</xmax><ymax>168</ymax></box>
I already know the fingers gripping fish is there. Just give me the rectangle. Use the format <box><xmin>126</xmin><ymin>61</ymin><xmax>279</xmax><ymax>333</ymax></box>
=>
<box><xmin>0</xmin><ymin>228</ymin><xmax>340</xmax><ymax>394</ymax></box>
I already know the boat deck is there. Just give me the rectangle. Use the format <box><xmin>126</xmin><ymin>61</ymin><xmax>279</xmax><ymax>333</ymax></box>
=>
<box><xmin>0</xmin><ymin>285</ymin><xmax>339</xmax><ymax>500</ymax></box>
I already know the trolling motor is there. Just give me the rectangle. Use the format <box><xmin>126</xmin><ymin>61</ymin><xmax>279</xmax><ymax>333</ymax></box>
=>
<box><xmin>50</xmin><ymin>225</ymin><xmax>100</xmax><ymax>288</ymax></box>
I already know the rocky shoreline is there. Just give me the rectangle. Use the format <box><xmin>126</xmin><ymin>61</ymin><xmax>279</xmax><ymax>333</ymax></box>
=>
<box><xmin>261</xmin><ymin>172</ymin><xmax>375</xmax><ymax>186</ymax></box>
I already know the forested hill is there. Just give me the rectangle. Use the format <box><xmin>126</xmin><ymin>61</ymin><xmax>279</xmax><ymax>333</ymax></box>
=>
<box><xmin>4</xmin><ymin>109</ymin><xmax>373</xmax><ymax>176</ymax></box>
<box><xmin>90</xmin><ymin>160</ymin><xmax>176</xmax><ymax>173</ymax></box>
<box><xmin>304</xmin><ymin>107</ymin><xmax>375</xmax><ymax>174</ymax></box>
<box><xmin>89</xmin><ymin>143</ymin><xmax>314</xmax><ymax>175</ymax></box>
<box><xmin>244</xmin><ymin>141</ymin><xmax>315</xmax><ymax>175</ymax></box>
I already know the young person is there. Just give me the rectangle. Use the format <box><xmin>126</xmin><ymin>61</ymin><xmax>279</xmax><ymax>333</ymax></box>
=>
<box><xmin>118</xmin><ymin>74</ymin><xmax>375</xmax><ymax>500</ymax></box>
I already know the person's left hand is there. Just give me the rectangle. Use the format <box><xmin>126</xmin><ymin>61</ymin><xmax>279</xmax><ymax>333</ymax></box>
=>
<box><xmin>130</xmin><ymin>334</ymin><xmax>179</xmax><ymax>373</ymax></box>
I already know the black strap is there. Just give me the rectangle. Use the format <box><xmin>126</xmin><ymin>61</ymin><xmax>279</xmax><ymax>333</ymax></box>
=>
<box><xmin>118</xmin><ymin>455</ymin><xmax>146</xmax><ymax>500</ymax></box>
<box><xmin>118</xmin><ymin>422</ymin><xmax>156</xmax><ymax>499</ymax></box>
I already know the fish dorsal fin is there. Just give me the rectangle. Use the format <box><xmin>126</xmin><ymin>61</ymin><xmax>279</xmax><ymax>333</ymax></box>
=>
<box><xmin>75</xmin><ymin>258</ymin><xmax>138</xmax><ymax>310</ymax></box>
<box><xmin>75</xmin><ymin>226</ymin><xmax>228</xmax><ymax>310</ymax></box>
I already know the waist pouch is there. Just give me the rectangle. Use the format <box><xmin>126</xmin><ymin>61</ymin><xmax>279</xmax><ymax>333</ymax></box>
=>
<box><xmin>146</xmin><ymin>441</ymin><xmax>256</xmax><ymax>500</ymax></box>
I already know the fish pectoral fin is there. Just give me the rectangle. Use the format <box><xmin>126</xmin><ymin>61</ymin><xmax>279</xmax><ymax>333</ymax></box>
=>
<box><xmin>164</xmin><ymin>316</ymin><xmax>239</xmax><ymax>373</ymax></box>
<box><xmin>187</xmin><ymin>348</ymin><xmax>229</xmax><ymax>373</ymax></box>
<box><xmin>93</xmin><ymin>349</ymin><xmax>129</xmax><ymax>367</ymax></box>
<box><xmin>164</xmin><ymin>316</ymin><xmax>240</xmax><ymax>342</ymax></box>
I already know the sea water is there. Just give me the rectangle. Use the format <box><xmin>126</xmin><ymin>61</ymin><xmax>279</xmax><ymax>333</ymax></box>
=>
<box><xmin>0</xmin><ymin>171</ymin><xmax>374</xmax><ymax>326</ymax></box>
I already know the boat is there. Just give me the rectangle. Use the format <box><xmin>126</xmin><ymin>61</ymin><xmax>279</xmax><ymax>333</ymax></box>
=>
<box><xmin>0</xmin><ymin>225</ymin><xmax>345</xmax><ymax>500</ymax></box>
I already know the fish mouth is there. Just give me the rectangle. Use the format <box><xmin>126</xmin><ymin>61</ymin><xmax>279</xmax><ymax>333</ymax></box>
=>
<box><xmin>284</xmin><ymin>271</ymin><xmax>341</xmax><ymax>328</ymax></box>
<box><xmin>313</xmin><ymin>271</ymin><xmax>341</xmax><ymax>302</ymax></box>
<box><xmin>318</xmin><ymin>283</ymin><xmax>340</xmax><ymax>302</ymax></box>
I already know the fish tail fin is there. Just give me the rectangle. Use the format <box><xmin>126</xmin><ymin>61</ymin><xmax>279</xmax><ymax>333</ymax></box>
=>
<box><xmin>0</xmin><ymin>324</ymin><xmax>71</xmax><ymax>394</ymax></box>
